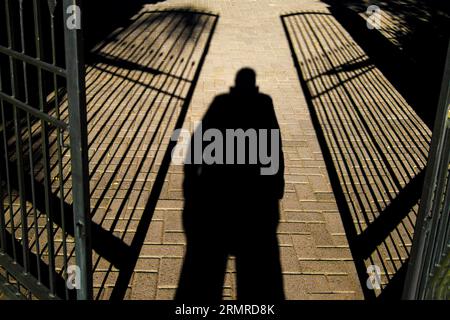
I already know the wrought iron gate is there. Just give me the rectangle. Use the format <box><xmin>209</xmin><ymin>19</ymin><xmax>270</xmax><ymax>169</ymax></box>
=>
<box><xmin>0</xmin><ymin>0</ymin><xmax>91</xmax><ymax>300</ymax></box>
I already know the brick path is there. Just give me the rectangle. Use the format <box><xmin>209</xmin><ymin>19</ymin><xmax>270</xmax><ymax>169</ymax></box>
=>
<box><xmin>83</xmin><ymin>0</ymin><xmax>430</xmax><ymax>300</ymax></box>
<box><xmin>0</xmin><ymin>0</ymin><xmax>435</xmax><ymax>301</ymax></box>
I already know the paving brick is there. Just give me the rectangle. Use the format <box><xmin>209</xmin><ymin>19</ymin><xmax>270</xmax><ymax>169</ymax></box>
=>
<box><xmin>156</xmin><ymin>288</ymin><xmax>176</xmax><ymax>300</ymax></box>
<box><xmin>140</xmin><ymin>244</ymin><xmax>184</xmax><ymax>258</ymax></box>
<box><xmin>280</xmin><ymin>246</ymin><xmax>301</xmax><ymax>273</ymax></box>
<box><xmin>135</xmin><ymin>257</ymin><xmax>160</xmax><ymax>272</ymax></box>
<box><xmin>131</xmin><ymin>272</ymin><xmax>158</xmax><ymax>299</ymax></box>
<box><xmin>158</xmin><ymin>257</ymin><xmax>183</xmax><ymax>288</ymax></box>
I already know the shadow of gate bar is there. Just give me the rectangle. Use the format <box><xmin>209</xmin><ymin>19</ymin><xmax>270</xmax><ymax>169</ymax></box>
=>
<box><xmin>81</xmin><ymin>8</ymin><xmax>218</xmax><ymax>300</ymax></box>
<box><xmin>281</xmin><ymin>10</ymin><xmax>431</xmax><ymax>299</ymax></box>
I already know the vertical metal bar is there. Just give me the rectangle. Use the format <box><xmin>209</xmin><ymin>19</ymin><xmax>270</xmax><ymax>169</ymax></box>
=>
<box><xmin>427</xmin><ymin>130</ymin><xmax>450</xmax><ymax>260</ymax></box>
<box><xmin>27</xmin><ymin>108</ymin><xmax>42</xmax><ymax>284</ymax></box>
<box><xmin>48</xmin><ymin>1</ymin><xmax>69</xmax><ymax>300</ymax></box>
<box><xmin>0</xmin><ymin>45</ymin><xmax>7</xmax><ymax>254</ymax></box>
<box><xmin>417</xmin><ymin>134</ymin><xmax>450</xmax><ymax>295</ymax></box>
<box><xmin>0</xmin><ymin>93</ymin><xmax>17</xmax><ymax>262</ymax></box>
<box><xmin>0</xmin><ymin>173</ymin><xmax>4</xmax><ymax>254</ymax></box>
<box><xmin>0</xmin><ymin>0</ymin><xmax>17</xmax><ymax>261</ymax></box>
<box><xmin>18</xmin><ymin>0</ymin><xmax>42</xmax><ymax>283</ymax></box>
<box><xmin>62</xmin><ymin>0</ymin><xmax>92</xmax><ymax>300</ymax></box>
<box><xmin>439</xmin><ymin>166</ymin><xmax>450</xmax><ymax>253</ymax></box>
<box><xmin>0</xmin><ymin>113</ymin><xmax>6</xmax><ymax>253</ymax></box>
<box><xmin>32</xmin><ymin>0</ymin><xmax>56</xmax><ymax>296</ymax></box>
<box><xmin>10</xmin><ymin>0</ymin><xmax>31</xmax><ymax>275</ymax></box>
<box><xmin>403</xmin><ymin>40</ymin><xmax>450</xmax><ymax>299</ymax></box>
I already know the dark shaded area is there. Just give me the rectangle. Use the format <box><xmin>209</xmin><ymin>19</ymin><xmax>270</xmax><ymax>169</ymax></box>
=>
<box><xmin>378</xmin><ymin>262</ymin><xmax>409</xmax><ymax>299</ymax></box>
<box><xmin>357</xmin><ymin>171</ymin><xmax>425</xmax><ymax>259</ymax></box>
<box><xmin>281</xmin><ymin>11</ymin><xmax>430</xmax><ymax>300</ymax></box>
<box><xmin>105</xmin><ymin>10</ymin><xmax>220</xmax><ymax>300</ymax></box>
<box><xmin>0</xmin><ymin>228</ymin><xmax>73</xmax><ymax>300</ymax></box>
<box><xmin>86</xmin><ymin>52</ymin><xmax>162</xmax><ymax>74</ymax></box>
<box><xmin>0</xmin><ymin>0</ymin><xmax>166</xmax><ymax>123</ymax></box>
<box><xmin>176</xmin><ymin>68</ymin><xmax>285</xmax><ymax>301</ymax></box>
<box><xmin>82</xmin><ymin>0</ymin><xmax>167</xmax><ymax>52</ymax></box>
<box><xmin>322</xmin><ymin>0</ymin><xmax>450</xmax><ymax>129</ymax></box>
<box><xmin>0</xmin><ymin>156</ymin><xmax>130</xmax><ymax>268</ymax></box>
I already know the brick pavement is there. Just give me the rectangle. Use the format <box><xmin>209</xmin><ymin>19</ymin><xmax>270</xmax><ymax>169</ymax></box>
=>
<box><xmin>282</xmin><ymin>9</ymin><xmax>431</xmax><ymax>298</ymax></box>
<box><xmin>84</xmin><ymin>0</ymin><xmax>428</xmax><ymax>300</ymax></box>
<box><xmin>80</xmin><ymin>0</ymin><xmax>363</xmax><ymax>300</ymax></box>
<box><xmin>0</xmin><ymin>0</ymin><xmax>433</xmax><ymax>301</ymax></box>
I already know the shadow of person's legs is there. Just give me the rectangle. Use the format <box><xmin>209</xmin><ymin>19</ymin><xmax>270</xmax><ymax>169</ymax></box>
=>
<box><xmin>235</xmin><ymin>236</ymin><xmax>284</xmax><ymax>300</ymax></box>
<box><xmin>176</xmin><ymin>227</ymin><xmax>228</xmax><ymax>301</ymax></box>
<box><xmin>234</xmin><ymin>202</ymin><xmax>284</xmax><ymax>300</ymax></box>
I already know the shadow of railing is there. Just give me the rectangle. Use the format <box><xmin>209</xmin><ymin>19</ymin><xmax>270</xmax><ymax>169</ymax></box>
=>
<box><xmin>281</xmin><ymin>10</ymin><xmax>431</xmax><ymax>299</ymax></box>
<box><xmin>321</xmin><ymin>0</ymin><xmax>450</xmax><ymax>129</ymax></box>
<box><xmin>83</xmin><ymin>0</ymin><xmax>169</xmax><ymax>51</ymax></box>
<box><xmin>82</xmin><ymin>8</ymin><xmax>218</xmax><ymax>300</ymax></box>
<box><xmin>1</xmin><ymin>6</ymin><xmax>218</xmax><ymax>300</ymax></box>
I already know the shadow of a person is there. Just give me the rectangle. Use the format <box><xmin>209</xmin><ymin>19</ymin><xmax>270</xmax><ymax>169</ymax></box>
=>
<box><xmin>176</xmin><ymin>68</ymin><xmax>285</xmax><ymax>301</ymax></box>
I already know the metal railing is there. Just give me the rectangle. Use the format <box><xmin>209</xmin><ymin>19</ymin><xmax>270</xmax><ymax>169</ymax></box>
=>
<box><xmin>403</xmin><ymin>40</ymin><xmax>450</xmax><ymax>300</ymax></box>
<box><xmin>0</xmin><ymin>0</ymin><xmax>91</xmax><ymax>300</ymax></box>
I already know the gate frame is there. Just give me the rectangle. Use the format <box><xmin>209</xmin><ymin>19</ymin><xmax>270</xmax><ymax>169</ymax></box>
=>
<box><xmin>0</xmin><ymin>0</ymin><xmax>91</xmax><ymax>300</ymax></box>
<box><xmin>402</xmin><ymin>40</ymin><xmax>450</xmax><ymax>300</ymax></box>
<box><xmin>63</xmin><ymin>0</ymin><xmax>92</xmax><ymax>300</ymax></box>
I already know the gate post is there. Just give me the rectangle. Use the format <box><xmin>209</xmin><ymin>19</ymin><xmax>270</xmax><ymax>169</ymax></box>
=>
<box><xmin>62</xmin><ymin>0</ymin><xmax>92</xmax><ymax>300</ymax></box>
<box><xmin>402</xmin><ymin>40</ymin><xmax>450</xmax><ymax>299</ymax></box>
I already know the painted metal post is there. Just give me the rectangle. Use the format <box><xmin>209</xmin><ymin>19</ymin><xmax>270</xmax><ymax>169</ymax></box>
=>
<box><xmin>62</xmin><ymin>0</ymin><xmax>92</xmax><ymax>300</ymax></box>
<box><xmin>402</xmin><ymin>40</ymin><xmax>450</xmax><ymax>299</ymax></box>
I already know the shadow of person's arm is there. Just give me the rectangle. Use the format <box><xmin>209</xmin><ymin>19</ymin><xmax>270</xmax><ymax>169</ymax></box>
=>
<box><xmin>267</xmin><ymin>96</ymin><xmax>285</xmax><ymax>200</ymax></box>
<box><xmin>182</xmin><ymin>96</ymin><xmax>222</xmax><ymax>200</ymax></box>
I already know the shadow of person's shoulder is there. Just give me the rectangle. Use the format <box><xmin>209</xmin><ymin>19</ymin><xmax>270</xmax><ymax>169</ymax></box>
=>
<box><xmin>215</xmin><ymin>92</ymin><xmax>231</xmax><ymax>99</ymax></box>
<box><xmin>255</xmin><ymin>92</ymin><xmax>276</xmax><ymax>115</ymax></box>
<box><xmin>257</xmin><ymin>92</ymin><xmax>273</xmax><ymax>103</ymax></box>
<box><xmin>209</xmin><ymin>92</ymin><xmax>231</xmax><ymax>107</ymax></box>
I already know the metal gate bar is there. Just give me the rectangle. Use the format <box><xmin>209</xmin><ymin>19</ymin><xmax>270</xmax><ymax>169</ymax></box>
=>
<box><xmin>63</xmin><ymin>0</ymin><xmax>91</xmax><ymax>301</ymax></box>
<box><xmin>403</xmin><ymin>40</ymin><xmax>450</xmax><ymax>299</ymax></box>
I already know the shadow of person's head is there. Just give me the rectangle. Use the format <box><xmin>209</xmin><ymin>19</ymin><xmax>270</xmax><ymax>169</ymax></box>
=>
<box><xmin>232</xmin><ymin>67</ymin><xmax>259</xmax><ymax>95</ymax></box>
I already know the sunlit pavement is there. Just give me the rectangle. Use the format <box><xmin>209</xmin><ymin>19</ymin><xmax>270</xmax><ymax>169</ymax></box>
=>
<box><xmin>84</xmin><ymin>0</ymin><xmax>430</xmax><ymax>299</ymax></box>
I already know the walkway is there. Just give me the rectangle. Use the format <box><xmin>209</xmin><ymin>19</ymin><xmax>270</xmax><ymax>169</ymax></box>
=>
<box><xmin>83</xmin><ymin>0</ymin><xmax>431</xmax><ymax>299</ymax></box>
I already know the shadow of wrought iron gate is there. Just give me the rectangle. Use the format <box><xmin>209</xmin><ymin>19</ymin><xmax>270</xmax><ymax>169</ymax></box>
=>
<box><xmin>0</xmin><ymin>0</ymin><xmax>91</xmax><ymax>300</ymax></box>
